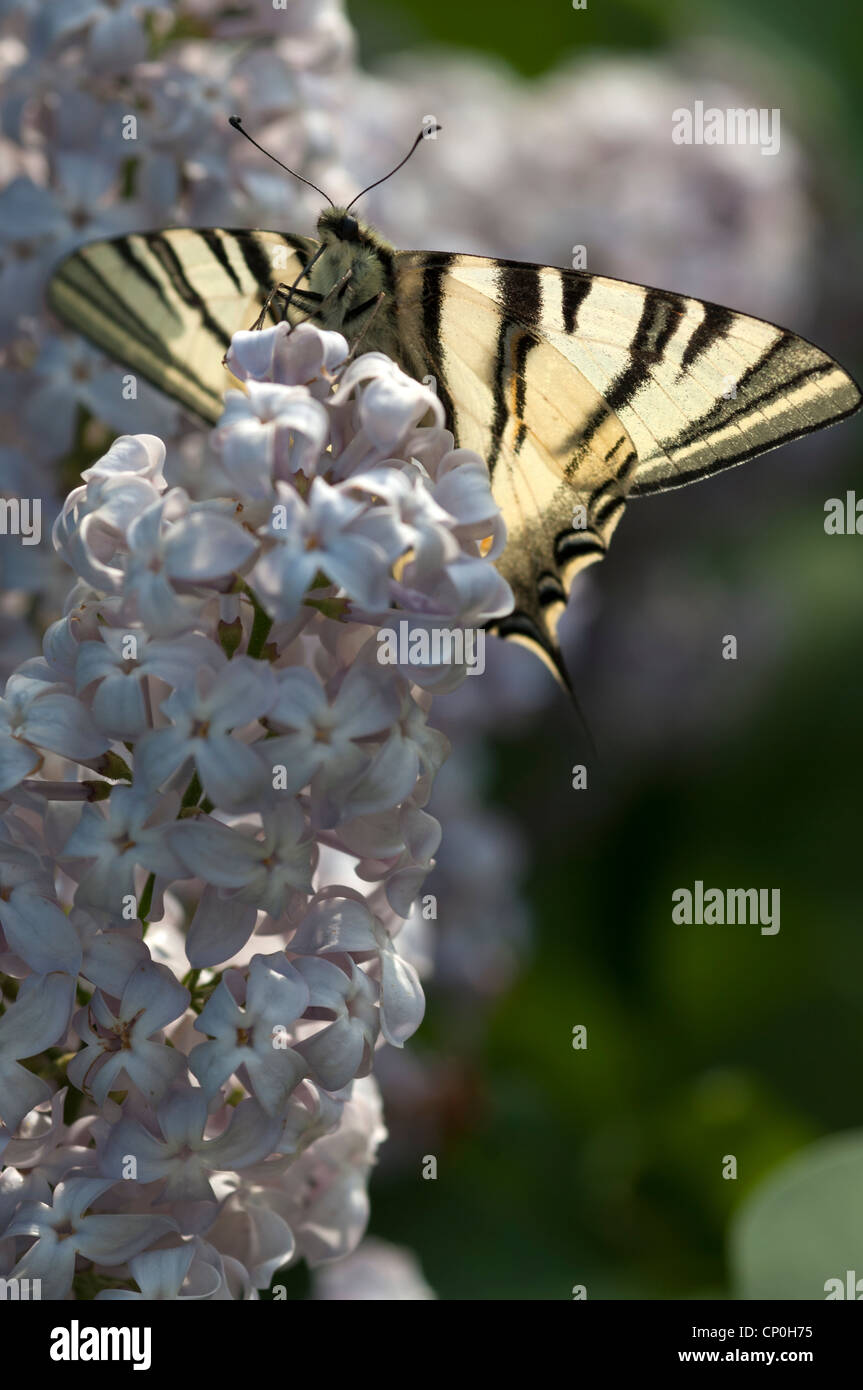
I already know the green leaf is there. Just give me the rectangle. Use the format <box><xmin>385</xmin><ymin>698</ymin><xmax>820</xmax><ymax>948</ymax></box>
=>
<box><xmin>730</xmin><ymin>1129</ymin><xmax>863</xmax><ymax>1299</ymax></box>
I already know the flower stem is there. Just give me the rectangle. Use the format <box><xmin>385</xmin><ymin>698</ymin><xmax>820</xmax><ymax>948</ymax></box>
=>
<box><xmin>138</xmin><ymin>873</ymin><xmax>155</xmax><ymax>931</ymax></box>
<box><xmin>235</xmin><ymin>579</ymin><xmax>274</xmax><ymax>659</ymax></box>
<box><xmin>181</xmin><ymin>772</ymin><xmax>203</xmax><ymax>809</ymax></box>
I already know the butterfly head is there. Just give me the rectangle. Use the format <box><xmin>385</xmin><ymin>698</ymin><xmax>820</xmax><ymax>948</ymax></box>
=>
<box><xmin>308</xmin><ymin>208</ymin><xmax>394</xmax><ymax>335</ymax></box>
<box><xmin>316</xmin><ymin>207</ymin><xmax>373</xmax><ymax>246</ymax></box>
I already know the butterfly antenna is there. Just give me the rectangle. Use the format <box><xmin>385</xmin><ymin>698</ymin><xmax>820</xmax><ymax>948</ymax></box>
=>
<box><xmin>345</xmin><ymin>125</ymin><xmax>441</xmax><ymax>212</ymax></box>
<box><xmin>228</xmin><ymin>115</ymin><xmax>335</xmax><ymax>209</ymax></box>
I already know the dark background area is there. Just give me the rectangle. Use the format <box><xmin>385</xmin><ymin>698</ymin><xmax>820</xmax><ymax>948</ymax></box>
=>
<box><xmin>349</xmin><ymin>0</ymin><xmax>863</xmax><ymax>1299</ymax></box>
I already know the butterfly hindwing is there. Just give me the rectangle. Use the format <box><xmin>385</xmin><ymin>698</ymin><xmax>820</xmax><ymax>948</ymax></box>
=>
<box><xmin>48</xmin><ymin>227</ymin><xmax>319</xmax><ymax>423</ymax></box>
<box><xmin>391</xmin><ymin>251</ymin><xmax>638</xmax><ymax>678</ymax></box>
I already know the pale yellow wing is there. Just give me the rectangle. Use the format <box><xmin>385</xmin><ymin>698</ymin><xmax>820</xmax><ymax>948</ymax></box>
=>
<box><xmin>48</xmin><ymin>228</ymin><xmax>319</xmax><ymax>423</ymax></box>
<box><xmin>392</xmin><ymin>251</ymin><xmax>861</xmax><ymax>676</ymax></box>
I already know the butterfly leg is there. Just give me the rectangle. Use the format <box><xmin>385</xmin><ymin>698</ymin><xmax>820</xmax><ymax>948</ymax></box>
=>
<box><xmin>248</xmin><ymin>281</ymin><xmax>320</xmax><ymax>331</ymax></box>
<box><xmin>336</xmin><ymin>291</ymin><xmax>387</xmax><ymax>371</ymax></box>
<box><xmin>284</xmin><ymin>269</ymin><xmax>353</xmax><ymax>332</ymax></box>
<box><xmin>250</xmin><ymin>267</ymin><xmax>353</xmax><ymax>336</ymax></box>
<box><xmin>249</xmin><ymin>283</ymin><xmax>286</xmax><ymax>331</ymax></box>
<box><xmin>249</xmin><ymin>242</ymin><xmax>329</xmax><ymax>331</ymax></box>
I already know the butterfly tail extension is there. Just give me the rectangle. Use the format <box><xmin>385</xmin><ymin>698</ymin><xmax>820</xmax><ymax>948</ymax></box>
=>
<box><xmin>487</xmin><ymin>595</ymin><xmax>598</xmax><ymax>752</ymax></box>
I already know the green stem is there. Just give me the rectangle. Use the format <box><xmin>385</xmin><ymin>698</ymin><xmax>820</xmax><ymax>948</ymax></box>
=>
<box><xmin>63</xmin><ymin>1084</ymin><xmax>85</xmax><ymax>1127</ymax></box>
<box><xmin>180</xmin><ymin>772</ymin><xmax>203</xmax><ymax>809</ymax></box>
<box><xmin>138</xmin><ymin>873</ymin><xmax>155</xmax><ymax>931</ymax></box>
<box><xmin>236</xmin><ymin>579</ymin><xmax>274</xmax><ymax>659</ymax></box>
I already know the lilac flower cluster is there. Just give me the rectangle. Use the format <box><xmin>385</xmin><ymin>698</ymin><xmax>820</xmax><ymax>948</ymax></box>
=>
<box><xmin>0</xmin><ymin>0</ymin><xmax>355</xmax><ymax>651</ymax></box>
<box><xmin>0</xmin><ymin>323</ymin><xmax>511</xmax><ymax>1299</ymax></box>
<box><xmin>0</xmin><ymin>0</ymin><xmax>537</xmax><ymax>1298</ymax></box>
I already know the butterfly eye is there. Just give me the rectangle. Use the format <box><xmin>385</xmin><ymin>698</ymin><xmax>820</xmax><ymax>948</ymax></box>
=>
<box><xmin>338</xmin><ymin>215</ymin><xmax>360</xmax><ymax>242</ymax></box>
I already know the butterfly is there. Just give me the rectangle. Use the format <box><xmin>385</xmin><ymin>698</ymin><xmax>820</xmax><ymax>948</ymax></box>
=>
<box><xmin>48</xmin><ymin>121</ymin><xmax>861</xmax><ymax>688</ymax></box>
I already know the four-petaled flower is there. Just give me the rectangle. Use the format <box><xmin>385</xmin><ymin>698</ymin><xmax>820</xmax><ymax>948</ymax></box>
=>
<box><xmin>101</xmin><ymin>1087</ymin><xmax>282</xmax><ymax>1201</ymax></box>
<box><xmin>68</xmin><ymin>960</ymin><xmax>189</xmax><ymax>1104</ymax></box>
<box><xmin>252</xmin><ymin>476</ymin><xmax>406</xmax><ymax>621</ymax></box>
<box><xmin>175</xmin><ymin>804</ymin><xmax>315</xmax><ymax>916</ymax></box>
<box><xmin>60</xmin><ymin>785</ymin><xmax>186</xmax><ymax>913</ymax></box>
<box><xmin>136</xmin><ymin>654</ymin><xmax>277</xmax><ymax>809</ymax></box>
<box><xmin>5</xmin><ymin>1175</ymin><xmax>176</xmax><ymax>1301</ymax></box>
<box><xmin>190</xmin><ymin>955</ymin><xmax>309</xmax><ymax>1115</ymax></box>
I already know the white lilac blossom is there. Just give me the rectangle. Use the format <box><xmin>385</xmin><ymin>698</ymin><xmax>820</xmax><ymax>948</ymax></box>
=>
<box><xmin>67</xmin><ymin>960</ymin><xmax>190</xmax><ymax>1105</ymax></box>
<box><xmin>4</xmin><ymin>1174</ymin><xmax>177</xmax><ymax>1301</ymax></box>
<box><xmin>251</xmin><ymin>474</ymin><xmax>407</xmax><ymax>622</ymax></box>
<box><xmin>0</xmin><ymin>973</ymin><xmax>75</xmax><ymax>1136</ymax></box>
<box><xmin>312</xmin><ymin>1235</ymin><xmax>436</xmax><ymax>1300</ymax></box>
<box><xmin>100</xmin><ymin>1089</ymin><xmax>282</xmax><ymax>1201</ymax></box>
<box><xmin>75</xmin><ymin>630</ymin><xmax>221</xmax><ymax>740</ymax></box>
<box><xmin>135</xmin><ymin>653</ymin><xmax>278</xmax><ymax>809</ymax></box>
<box><xmin>94</xmin><ymin>1236</ymin><xmax>258</xmax><ymax>1300</ymax></box>
<box><xmin>0</xmin><ymin>670</ymin><xmax>107</xmax><ymax>791</ymax></box>
<box><xmin>174</xmin><ymin>804</ymin><xmax>316</xmax><ymax>911</ymax></box>
<box><xmin>0</xmin><ymin>320</ymin><xmax>510</xmax><ymax>1298</ymax></box>
<box><xmin>189</xmin><ymin>955</ymin><xmax>310</xmax><ymax>1112</ymax></box>
<box><xmin>59</xmin><ymin>785</ymin><xmax>186</xmax><ymax>912</ymax></box>
<box><xmin>0</xmin><ymin>0</ymin><xmax>356</xmax><ymax>660</ymax></box>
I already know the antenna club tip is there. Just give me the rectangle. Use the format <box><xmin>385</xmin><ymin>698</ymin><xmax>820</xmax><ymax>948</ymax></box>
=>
<box><xmin>228</xmin><ymin>114</ymin><xmax>243</xmax><ymax>129</ymax></box>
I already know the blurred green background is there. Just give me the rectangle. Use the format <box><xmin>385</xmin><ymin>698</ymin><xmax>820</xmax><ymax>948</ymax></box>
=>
<box><xmin>343</xmin><ymin>0</ymin><xmax>863</xmax><ymax>1299</ymax></box>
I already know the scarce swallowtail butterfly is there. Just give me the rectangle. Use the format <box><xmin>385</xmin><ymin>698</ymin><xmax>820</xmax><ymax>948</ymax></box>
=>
<box><xmin>48</xmin><ymin>119</ymin><xmax>862</xmax><ymax>688</ymax></box>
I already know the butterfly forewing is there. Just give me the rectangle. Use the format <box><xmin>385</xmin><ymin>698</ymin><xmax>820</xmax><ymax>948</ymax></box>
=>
<box><xmin>48</xmin><ymin>227</ymin><xmax>319</xmax><ymax>423</ymax></box>
<box><xmin>391</xmin><ymin>251</ymin><xmax>861</xmax><ymax>674</ymax></box>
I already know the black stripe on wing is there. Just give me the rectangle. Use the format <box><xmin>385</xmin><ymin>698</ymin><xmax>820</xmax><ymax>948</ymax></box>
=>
<box><xmin>568</xmin><ymin>288</ymin><xmax>682</xmax><ymax>454</ymax></box>
<box><xmin>420</xmin><ymin>254</ymin><xmax>458</xmax><ymax>436</ymax></box>
<box><xmin>198</xmin><ymin>229</ymin><xmax>244</xmax><ymax>292</ymax></box>
<box><xmin>678</xmin><ymin>300</ymin><xmax>735</xmax><ymax>374</ymax></box>
<box><xmin>636</xmin><ymin>336</ymin><xmax>862</xmax><ymax>493</ymax></box>
<box><xmin>489</xmin><ymin>265</ymin><xmax>543</xmax><ymax>469</ymax></box>
<box><xmin>113</xmin><ymin>238</ymin><xmax>182</xmax><ymax>320</ymax></box>
<box><xmin>52</xmin><ymin>249</ymin><xmax>171</xmax><ymax>359</ymax></box>
<box><xmin>604</xmin><ymin>288</ymin><xmax>680</xmax><ymax>411</ymax></box>
<box><xmin>489</xmin><ymin>610</ymin><xmax>575</xmax><ymax>693</ymax></box>
<box><xmin>145</xmin><ymin>233</ymin><xmax>232</xmax><ymax>350</ymax></box>
<box><xmin>561</xmin><ymin>274</ymin><xmax>593</xmax><ymax>334</ymax></box>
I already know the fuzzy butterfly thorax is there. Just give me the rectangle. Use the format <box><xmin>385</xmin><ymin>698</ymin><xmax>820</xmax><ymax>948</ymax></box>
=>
<box><xmin>48</xmin><ymin>204</ymin><xmax>861</xmax><ymax>688</ymax></box>
<box><xmin>306</xmin><ymin>207</ymin><xmax>400</xmax><ymax>351</ymax></box>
